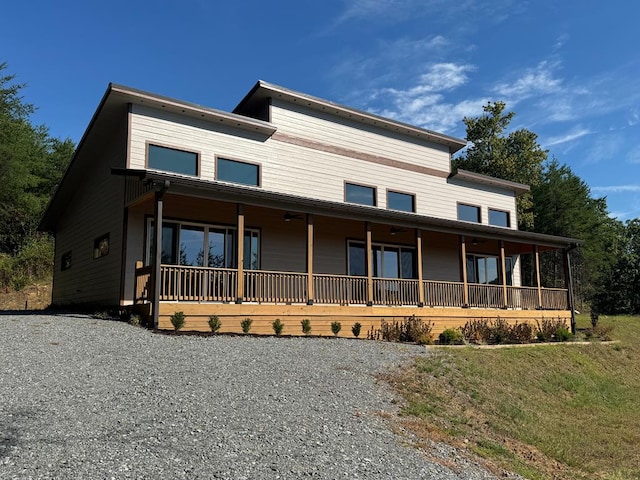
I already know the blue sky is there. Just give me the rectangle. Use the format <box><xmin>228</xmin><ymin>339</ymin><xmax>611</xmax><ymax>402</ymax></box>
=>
<box><xmin>3</xmin><ymin>0</ymin><xmax>639</xmax><ymax>220</ymax></box>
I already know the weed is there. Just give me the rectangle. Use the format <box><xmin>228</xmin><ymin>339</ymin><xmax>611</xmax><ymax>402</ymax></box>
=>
<box><xmin>129</xmin><ymin>314</ymin><xmax>141</xmax><ymax>327</ymax></box>
<box><xmin>170</xmin><ymin>311</ymin><xmax>185</xmax><ymax>332</ymax></box>
<box><xmin>331</xmin><ymin>321</ymin><xmax>342</xmax><ymax>336</ymax></box>
<box><xmin>272</xmin><ymin>318</ymin><xmax>284</xmax><ymax>336</ymax></box>
<box><xmin>240</xmin><ymin>317</ymin><xmax>253</xmax><ymax>334</ymax></box>
<box><xmin>208</xmin><ymin>315</ymin><xmax>222</xmax><ymax>333</ymax></box>
<box><xmin>301</xmin><ymin>318</ymin><xmax>312</xmax><ymax>335</ymax></box>
<box><xmin>351</xmin><ymin>322</ymin><xmax>362</xmax><ymax>338</ymax></box>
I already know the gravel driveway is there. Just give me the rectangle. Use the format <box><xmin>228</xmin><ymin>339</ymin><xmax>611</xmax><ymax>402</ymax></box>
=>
<box><xmin>1</xmin><ymin>314</ymin><xmax>511</xmax><ymax>479</ymax></box>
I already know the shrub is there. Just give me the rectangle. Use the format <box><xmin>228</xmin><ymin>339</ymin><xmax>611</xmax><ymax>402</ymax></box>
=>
<box><xmin>208</xmin><ymin>315</ymin><xmax>222</xmax><ymax>333</ymax></box>
<box><xmin>536</xmin><ymin>318</ymin><xmax>568</xmax><ymax>342</ymax></box>
<box><xmin>380</xmin><ymin>316</ymin><xmax>434</xmax><ymax>343</ymax></box>
<box><xmin>241</xmin><ymin>317</ymin><xmax>253</xmax><ymax>334</ymax></box>
<box><xmin>331</xmin><ymin>321</ymin><xmax>342</xmax><ymax>336</ymax></box>
<box><xmin>272</xmin><ymin>318</ymin><xmax>284</xmax><ymax>336</ymax></box>
<box><xmin>129</xmin><ymin>314</ymin><xmax>141</xmax><ymax>327</ymax></box>
<box><xmin>170</xmin><ymin>311</ymin><xmax>185</xmax><ymax>332</ymax></box>
<box><xmin>367</xmin><ymin>325</ymin><xmax>381</xmax><ymax>341</ymax></box>
<box><xmin>489</xmin><ymin>317</ymin><xmax>511</xmax><ymax>344</ymax></box>
<box><xmin>461</xmin><ymin>318</ymin><xmax>491</xmax><ymax>344</ymax></box>
<box><xmin>590</xmin><ymin>308</ymin><xmax>599</xmax><ymax>328</ymax></box>
<box><xmin>555</xmin><ymin>326</ymin><xmax>572</xmax><ymax>342</ymax></box>
<box><xmin>439</xmin><ymin>328</ymin><xmax>464</xmax><ymax>345</ymax></box>
<box><xmin>301</xmin><ymin>318</ymin><xmax>312</xmax><ymax>335</ymax></box>
<box><xmin>589</xmin><ymin>324</ymin><xmax>614</xmax><ymax>341</ymax></box>
<box><xmin>351</xmin><ymin>322</ymin><xmax>362</xmax><ymax>338</ymax></box>
<box><xmin>507</xmin><ymin>322</ymin><xmax>534</xmax><ymax>344</ymax></box>
<box><xmin>416</xmin><ymin>332</ymin><xmax>434</xmax><ymax>345</ymax></box>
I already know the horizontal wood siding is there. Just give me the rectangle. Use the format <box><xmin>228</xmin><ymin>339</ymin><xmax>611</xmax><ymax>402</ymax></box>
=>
<box><xmin>52</xmin><ymin>121</ymin><xmax>127</xmax><ymax>307</ymax></box>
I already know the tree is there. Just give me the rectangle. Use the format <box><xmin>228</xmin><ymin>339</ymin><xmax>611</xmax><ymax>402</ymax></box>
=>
<box><xmin>452</xmin><ymin>101</ymin><xmax>547</xmax><ymax>229</ymax></box>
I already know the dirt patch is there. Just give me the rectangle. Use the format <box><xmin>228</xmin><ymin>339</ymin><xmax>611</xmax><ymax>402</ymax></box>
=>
<box><xmin>0</xmin><ymin>283</ymin><xmax>52</xmax><ymax>311</ymax></box>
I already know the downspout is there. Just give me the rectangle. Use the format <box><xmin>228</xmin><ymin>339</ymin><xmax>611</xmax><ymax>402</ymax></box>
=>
<box><xmin>563</xmin><ymin>243</ymin><xmax>579</xmax><ymax>334</ymax></box>
<box><xmin>152</xmin><ymin>180</ymin><xmax>170</xmax><ymax>329</ymax></box>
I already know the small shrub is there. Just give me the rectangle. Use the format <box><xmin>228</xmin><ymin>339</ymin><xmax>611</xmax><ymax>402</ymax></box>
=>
<box><xmin>241</xmin><ymin>317</ymin><xmax>253</xmax><ymax>334</ymax></box>
<box><xmin>555</xmin><ymin>326</ymin><xmax>572</xmax><ymax>342</ymax></box>
<box><xmin>416</xmin><ymin>332</ymin><xmax>434</xmax><ymax>345</ymax></box>
<box><xmin>367</xmin><ymin>325</ymin><xmax>381</xmax><ymax>340</ymax></box>
<box><xmin>380</xmin><ymin>316</ymin><xmax>433</xmax><ymax>343</ymax></box>
<box><xmin>208</xmin><ymin>315</ymin><xmax>222</xmax><ymax>333</ymax></box>
<box><xmin>461</xmin><ymin>318</ymin><xmax>491</xmax><ymax>344</ymax></box>
<box><xmin>351</xmin><ymin>322</ymin><xmax>362</xmax><ymax>338</ymax></box>
<box><xmin>489</xmin><ymin>317</ymin><xmax>510</xmax><ymax>344</ymax></box>
<box><xmin>536</xmin><ymin>318</ymin><xmax>568</xmax><ymax>342</ymax></box>
<box><xmin>590</xmin><ymin>324</ymin><xmax>614</xmax><ymax>341</ymax></box>
<box><xmin>507</xmin><ymin>322</ymin><xmax>534</xmax><ymax>344</ymax></box>
<box><xmin>272</xmin><ymin>318</ymin><xmax>284</xmax><ymax>336</ymax></box>
<box><xmin>170</xmin><ymin>311</ymin><xmax>185</xmax><ymax>332</ymax></box>
<box><xmin>590</xmin><ymin>308</ymin><xmax>599</xmax><ymax>328</ymax></box>
<box><xmin>439</xmin><ymin>328</ymin><xmax>464</xmax><ymax>345</ymax></box>
<box><xmin>129</xmin><ymin>314</ymin><xmax>141</xmax><ymax>327</ymax></box>
<box><xmin>331</xmin><ymin>321</ymin><xmax>342</xmax><ymax>336</ymax></box>
<box><xmin>301</xmin><ymin>318</ymin><xmax>312</xmax><ymax>335</ymax></box>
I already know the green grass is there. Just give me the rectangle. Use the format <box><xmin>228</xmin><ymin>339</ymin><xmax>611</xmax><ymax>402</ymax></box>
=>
<box><xmin>390</xmin><ymin>315</ymin><xmax>640</xmax><ymax>479</ymax></box>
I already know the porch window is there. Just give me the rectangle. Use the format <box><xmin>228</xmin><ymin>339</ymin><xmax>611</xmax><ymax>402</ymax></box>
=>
<box><xmin>466</xmin><ymin>254</ymin><xmax>513</xmax><ymax>285</ymax></box>
<box><xmin>489</xmin><ymin>209</ymin><xmax>510</xmax><ymax>227</ymax></box>
<box><xmin>387</xmin><ymin>190</ymin><xmax>415</xmax><ymax>212</ymax></box>
<box><xmin>348</xmin><ymin>241</ymin><xmax>416</xmax><ymax>279</ymax></box>
<box><xmin>216</xmin><ymin>158</ymin><xmax>260</xmax><ymax>186</ymax></box>
<box><xmin>147</xmin><ymin>219</ymin><xmax>260</xmax><ymax>269</ymax></box>
<box><xmin>458</xmin><ymin>203</ymin><xmax>481</xmax><ymax>223</ymax></box>
<box><xmin>148</xmin><ymin>144</ymin><xmax>198</xmax><ymax>176</ymax></box>
<box><xmin>345</xmin><ymin>183</ymin><xmax>376</xmax><ymax>206</ymax></box>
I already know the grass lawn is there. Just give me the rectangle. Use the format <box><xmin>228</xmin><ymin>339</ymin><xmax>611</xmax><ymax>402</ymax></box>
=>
<box><xmin>388</xmin><ymin>315</ymin><xmax>640</xmax><ymax>479</ymax></box>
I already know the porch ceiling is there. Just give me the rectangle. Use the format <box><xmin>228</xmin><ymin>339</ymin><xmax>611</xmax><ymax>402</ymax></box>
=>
<box><xmin>113</xmin><ymin>168</ymin><xmax>581</xmax><ymax>250</ymax></box>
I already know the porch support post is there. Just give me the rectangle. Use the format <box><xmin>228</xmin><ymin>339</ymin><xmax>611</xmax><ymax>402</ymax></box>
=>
<box><xmin>152</xmin><ymin>181</ymin><xmax>169</xmax><ymax>330</ymax></box>
<box><xmin>460</xmin><ymin>235</ymin><xmax>469</xmax><ymax>307</ymax></box>
<box><xmin>416</xmin><ymin>228</ymin><xmax>424</xmax><ymax>306</ymax></box>
<box><xmin>366</xmin><ymin>222</ymin><xmax>373</xmax><ymax>306</ymax></box>
<box><xmin>306</xmin><ymin>214</ymin><xmax>314</xmax><ymax>305</ymax></box>
<box><xmin>534</xmin><ymin>245</ymin><xmax>543</xmax><ymax>308</ymax></box>
<box><xmin>236</xmin><ymin>204</ymin><xmax>245</xmax><ymax>304</ymax></box>
<box><xmin>563</xmin><ymin>247</ymin><xmax>577</xmax><ymax>334</ymax></box>
<box><xmin>500</xmin><ymin>241</ymin><xmax>508</xmax><ymax>308</ymax></box>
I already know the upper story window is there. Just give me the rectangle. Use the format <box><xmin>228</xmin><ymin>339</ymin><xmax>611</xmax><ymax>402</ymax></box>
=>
<box><xmin>489</xmin><ymin>209</ymin><xmax>510</xmax><ymax>227</ymax></box>
<box><xmin>148</xmin><ymin>144</ymin><xmax>198</xmax><ymax>176</ymax></box>
<box><xmin>216</xmin><ymin>158</ymin><xmax>260</xmax><ymax>186</ymax></box>
<box><xmin>93</xmin><ymin>234</ymin><xmax>110</xmax><ymax>259</ymax></box>
<box><xmin>345</xmin><ymin>182</ymin><xmax>376</xmax><ymax>206</ymax></box>
<box><xmin>457</xmin><ymin>203</ymin><xmax>481</xmax><ymax>223</ymax></box>
<box><xmin>387</xmin><ymin>190</ymin><xmax>415</xmax><ymax>213</ymax></box>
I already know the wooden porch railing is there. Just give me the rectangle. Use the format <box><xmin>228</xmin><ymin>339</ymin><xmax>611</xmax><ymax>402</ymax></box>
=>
<box><xmin>314</xmin><ymin>274</ymin><xmax>367</xmax><ymax>304</ymax></box>
<box><xmin>146</xmin><ymin>265</ymin><xmax>569</xmax><ymax>310</ymax></box>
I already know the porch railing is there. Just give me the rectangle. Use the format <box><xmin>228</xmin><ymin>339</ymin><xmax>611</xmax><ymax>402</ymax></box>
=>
<box><xmin>149</xmin><ymin>265</ymin><xmax>569</xmax><ymax>310</ymax></box>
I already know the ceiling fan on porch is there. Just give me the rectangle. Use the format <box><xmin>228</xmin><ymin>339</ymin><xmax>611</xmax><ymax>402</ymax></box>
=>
<box><xmin>283</xmin><ymin>212</ymin><xmax>304</xmax><ymax>222</ymax></box>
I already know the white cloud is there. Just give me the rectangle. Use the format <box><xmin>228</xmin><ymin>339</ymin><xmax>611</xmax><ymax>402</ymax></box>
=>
<box><xmin>591</xmin><ymin>185</ymin><xmax>640</xmax><ymax>194</ymax></box>
<box><xmin>492</xmin><ymin>61</ymin><xmax>562</xmax><ymax>101</ymax></box>
<box><xmin>584</xmin><ymin>134</ymin><xmax>625</xmax><ymax>164</ymax></box>
<box><xmin>544</xmin><ymin>127</ymin><xmax>592</xmax><ymax>147</ymax></box>
<box><xmin>627</xmin><ymin>146</ymin><xmax>640</xmax><ymax>164</ymax></box>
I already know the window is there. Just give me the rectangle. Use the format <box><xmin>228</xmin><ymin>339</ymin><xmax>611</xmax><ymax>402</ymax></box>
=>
<box><xmin>466</xmin><ymin>254</ymin><xmax>513</xmax><ymax>285</ymax></box>
<box><xmin>216</xmin><ymin>158</ymin><xmax>260</xmax><ymax>186</ymax></box>
<box><xmin>148</xmin><ymin>144</ymin><xmax>198</xmax><ymax>176</ymax></box>
<box><xmin>457</xmin><ymin>203</ymin><xmax>481</xmax><ymax>223</ymax></box>
<box><xmin>61</xmin><ymin>251</ymin><xmax>72</xmax><ymax>271</ymax></box>
<box><xmin>348</xmin><ymin>241</ymin><xmax>416</xmax><ymax>279</ymax></box>
<box><xmin>93</xmin><ymin>234</ymin><xmax>109</xmax><ymax>259</ymax></box>
<box><xmin>345</xmin><ymin>183</ymin><xmax>376</xmax><ymax>206</ymax></box>
<box><xmin>489</xmin><ymin>209</ymin><xmax>510</xmax><ymax>227</ymax></box>
<box><xmin>387</xmin><ymin>190</ymin><xmax>415</xmax><ymax>212</ymax></box>
<box><xmin>146</xmin><ymin>219</ymin><xmax>260</xmax><ymax>269</ymax></box>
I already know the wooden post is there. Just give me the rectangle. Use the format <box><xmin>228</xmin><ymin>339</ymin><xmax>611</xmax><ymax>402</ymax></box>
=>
<box><xmin>152</xmin><ymin>181</ymin><xmax>169</xmax><ymax>329</ymax></box>
<box><xmin>366</xmin><ymin>222</ymin><xmax>373</xmax><ymax>306</ymax></box>
<box><xmin>416</xmin><ymin>228</ymin><xmax>424</xmax><ymax>306</ymax></box>
<box><xmin>460</xmin><ymin>235</ymin><xmax>469</xmax><ymax>307</ymax></box>
<box><xmin>534</xmin><ymin>245</ymin><xmax>543</xmax><ymax>308</ymax></box>
<box><xmin>306</xmin><ymin>214</ymin><xmax>314</xmax><ymax>305</ymax></box>
<box><xmin>236</xmin><ymin>204</ymin><xmax>245</xmax><ymax>304</ymax></box>
<box><xmin>500</xmin><ymin>241</ymin><xmax>508</xmax><ymax>308</ymax></box>
<box><xmin>563</xmin><ymin>248</ymin><xmax>576</xmax><ymax>334</ymax></box>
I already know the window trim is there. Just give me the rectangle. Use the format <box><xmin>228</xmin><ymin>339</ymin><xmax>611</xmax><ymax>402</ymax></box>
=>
<box><xmin>457</xmin><ymin>202</ymin><xmax>482</xmax><ymax>223</ymax></box>
<box><xmin>488</xmin><ymin>208</ymin><xmax>511</xmax><ymax>228</ymax></box>
<box><xmin>466</xmin><ymin>253</ymin><xmax>513</xmax><ymax>286</ymax></box>
<box><xmin>347</xmin><ymin>239</ymin><xmax>417</xmax><ymax>279</ymax></box>
<box><xmin>215</xmin><ymin>155</ymin><xmax>262</xmax><ymax>187</ymax></box>
<box><xmin>386</xmin><ymin>189</ymin><xmax>416</xmax><ymax>213</ymax></box>
<box><xmin>93</xmin><ymin>233</ymin><xmax>110</xmax><ymax>259</ymax></box>
<box><xmin>145</xmin><ymin>141</ymin><xmax>201</xmax><ymax>176</ymax></box>
<box><xmin>344</xmin><ymin>181</ymin><xmax>377</xmax><ymax>206</ymax></box>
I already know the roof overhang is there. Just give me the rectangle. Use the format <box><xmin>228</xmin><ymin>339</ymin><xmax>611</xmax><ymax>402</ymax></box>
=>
<box><xmin>112</xmin><ymin>168</ymin><xmax>581</xmax><ymax>250</ymax></box>
<box><xmin>450</xmin><ymin>169</ymin><xmax>530</xmax><ymax>195</ymax></box>
<box><xmin>234</xmin><ymin>81</ymin><xmax>467</xmax><ymax>154</ymax></box>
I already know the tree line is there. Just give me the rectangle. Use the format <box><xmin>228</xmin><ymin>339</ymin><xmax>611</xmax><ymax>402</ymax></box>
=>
<box><xmin>0</xmin><ymin>63</ymin><xmax>637</xmax><ymax>314</ymax></box>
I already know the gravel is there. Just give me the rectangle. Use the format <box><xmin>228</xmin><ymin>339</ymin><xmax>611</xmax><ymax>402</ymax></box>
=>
<box><xmin>0</xmin><ymin>314</ymin><xmax>518</xmax><ymax>479</ymax></box>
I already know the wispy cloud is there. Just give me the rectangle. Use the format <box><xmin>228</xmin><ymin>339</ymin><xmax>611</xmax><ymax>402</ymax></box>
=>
<box><xmin>544</xmin><ymin>126</ymin><xmax>592</xmax><ymax>147</ymax></box>
<box><xmin>493</xmin><ymin>61</ymin><xmax>562</xmax><ymax>101</ymax></box>
<box><xmin>627</xmin><ymin>145</ymin><xmax>640</xmax><ymax>164</ymax></box>
<box><xmin>591</xmin><ymin>185</ymin><xmax>640</xmax><ymax>194</ymax></box>
<box><xmin>584</xmin><ymin>134</ymin><xmax>625</xmax><ymax>164</ymax></box>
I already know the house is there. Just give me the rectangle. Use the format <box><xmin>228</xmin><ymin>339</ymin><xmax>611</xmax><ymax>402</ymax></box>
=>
<box><xmin>39</xmin><ymin>81</ymin><xmax>580</xmax><ymax>336</ymax></box>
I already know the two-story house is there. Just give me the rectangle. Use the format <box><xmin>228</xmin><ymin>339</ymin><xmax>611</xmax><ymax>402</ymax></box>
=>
<box><xmin>39</xmin><ymin>81</ymin><xmax>579</xmax><ymax>335</ymax></box>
